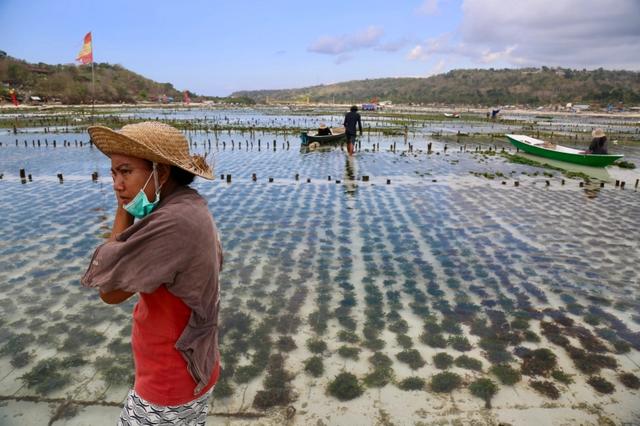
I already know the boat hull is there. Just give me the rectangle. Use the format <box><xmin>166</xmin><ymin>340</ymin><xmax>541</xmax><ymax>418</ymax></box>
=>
<box><xmin>505</xmin><ymin>134</ymin><xmax>623</xmax><ymax>167</ymax></box>
<box><xmin>301</xmin><ymin>129</ymin><xmax>346</xmax><ymax>145</ymax></box>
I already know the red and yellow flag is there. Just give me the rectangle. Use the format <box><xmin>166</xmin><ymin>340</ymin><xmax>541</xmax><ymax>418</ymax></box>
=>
<box><xmin>76</xmin><ymin>32</ymin><xmax>93</xmax><ymax>64</ymax></box>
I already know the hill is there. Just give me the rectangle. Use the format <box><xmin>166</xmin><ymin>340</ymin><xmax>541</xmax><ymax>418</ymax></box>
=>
<box><xmin>232</xmin><ymin>67</ymin><xmax>640</xmax><ymax>107</ymax></box>
<box><xmin>0</xmin><ymin>56</ymin><xmax>253</xmax><ymax>105</ymax></box>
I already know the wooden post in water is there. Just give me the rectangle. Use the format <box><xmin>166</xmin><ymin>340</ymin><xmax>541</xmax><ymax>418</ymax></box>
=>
<box><xmin>57</xmin><ymin>173</ymin><xmax>63</xmax><ymax>183</ymax></box>
<box><xmin>19</xmin><ymin>169</ymin><xmax>26</xmax><ymax>179</ymax></box>
<box><xmin>252</xmin><ymin>173</ymin><xmax>257</xmax><ymax>181</ymax></box>
<box><xmin>226</xmin><ymin>174</ymin><xmax>231</xmax><ymax>183</ymax></box>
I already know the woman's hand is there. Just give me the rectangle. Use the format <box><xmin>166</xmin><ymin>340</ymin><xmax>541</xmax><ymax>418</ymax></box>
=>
<box><xmin>108</xmin><ymin>204</ymin><xmax>134</xmax><ymax>241</ymax></box>
<box><xmin>100</xmin><ymin>288</ymin><xmax>134</xmax><ymax>304</ymax></box>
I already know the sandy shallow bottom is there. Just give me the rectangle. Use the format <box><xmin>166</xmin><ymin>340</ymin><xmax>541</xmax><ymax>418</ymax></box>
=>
<box><xmin>1</xmin><ymin>121</ymin><xmax>639</xmax><ymax>425</ymax></box>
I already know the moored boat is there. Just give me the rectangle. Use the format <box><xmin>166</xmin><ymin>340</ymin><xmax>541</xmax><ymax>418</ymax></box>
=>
<box><xmin>300</xmin><ymin>128</ymin><xmax>346</xmax><ymax>146</ymax></box>
<box><xmin>505</xmin><ymin>134</ymin><xmax>623</xmax><ymax>167</ymax></box>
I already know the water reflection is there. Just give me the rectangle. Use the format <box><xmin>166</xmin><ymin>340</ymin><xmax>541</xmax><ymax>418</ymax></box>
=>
<box><xmin>343</xmin><ymin>155</ymin><xmax>357</xmax><ymax>195</ymax></box>
<box><xmin>582</xmin><ymin>181</ymin><xmax>602</xmax><ymax>199</ymax></box>
<box><xmin>516</xmin><ymin>153</ymin><xmax>612</xmax><ymax>181</ymax></box>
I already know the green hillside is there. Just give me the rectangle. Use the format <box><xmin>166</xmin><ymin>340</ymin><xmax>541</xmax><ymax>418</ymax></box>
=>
<box><xmin>0</xmin><ymin>55</ymin><xmax>253</xmax><ymax>105</ymax></box>
<box><xmin>232</xmin><ymin>67</ymin><xmax>640</xmax><ymax>107</ymax></box>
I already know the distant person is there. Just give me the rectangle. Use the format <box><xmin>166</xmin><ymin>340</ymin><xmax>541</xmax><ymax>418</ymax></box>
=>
<box><xmin>587</xmin><ymin>128</ymin><xmax>608</xmax><ymax>154</ymax></box>
<box><xmin>343</xmin><ymin>105</ymin><xmax>362</xmax><ymax>156</ymax></box>
<box><xmin>317</xmin><ymin>123</ymin><xmax>332</xmax><ymax>136</ymax></box>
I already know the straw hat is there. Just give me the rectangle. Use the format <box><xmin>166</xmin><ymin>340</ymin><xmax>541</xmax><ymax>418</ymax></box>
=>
<box><xmin>88</xmin><ymin>121</ymin><xmax>213</xmax><ymax>179</ymax></box>
<box><xmin>591</xmin><ymin>128</ymin><xmax>606</xmax><ymax>138</ymax></box>
<box><xmin>319</xmin><ymin>123</ymin><xmax>327</xmax><ymax>129</ymax></box>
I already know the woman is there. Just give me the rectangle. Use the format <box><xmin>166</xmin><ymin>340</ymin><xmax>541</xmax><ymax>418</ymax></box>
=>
<box><xmin>81</xmin><ymin>121</ymin><xmax>222</xmax><ymax>425</ymax></box>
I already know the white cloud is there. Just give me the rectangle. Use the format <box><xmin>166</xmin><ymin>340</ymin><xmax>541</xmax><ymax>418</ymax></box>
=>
<box><xmin>407</xmin><ymin>45</ymin><xmax>426</xmax><ymax>60</ymax></box>
<box><xmin>375</xmin><ymin>38</ymin><xmax>410</xmax><ymax>53</ymax></box>
<box><xmin>427</xmin><ymin>59</ymin><xmax>447</xmax><ymax>76</ymax></box>
<box><xmin>409</xmin><ymin>0</ymin><xmax>640</xmax><ymax>69</ymax></box>
<box><xmin>416</xmin><ymin>0</ymin><xmax>439</xmax><ymax>15</ymax></box>
<box><xmin>308</xmin><ymin>26</ymin><xmax>384</xmax><ymax>55</ymax></box>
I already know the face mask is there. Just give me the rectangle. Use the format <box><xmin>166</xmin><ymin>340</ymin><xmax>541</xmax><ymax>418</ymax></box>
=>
<box><xmin>124</xmin><ymin>163</ymin><xmax>161</xmax><ymax>219</ymax></box>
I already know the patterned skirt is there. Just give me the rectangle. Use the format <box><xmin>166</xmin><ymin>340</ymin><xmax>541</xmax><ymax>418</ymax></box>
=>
<box><xmin>117</xmin><ymin>388</ymin><xmax>214</xmax><ymax>426</ymax></box>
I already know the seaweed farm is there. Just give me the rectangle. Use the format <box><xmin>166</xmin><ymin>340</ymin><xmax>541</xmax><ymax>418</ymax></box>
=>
<box><xmin>1</xmin><ymin>107</ymin><xmax>639</xmax><ymax>425</ymax></box>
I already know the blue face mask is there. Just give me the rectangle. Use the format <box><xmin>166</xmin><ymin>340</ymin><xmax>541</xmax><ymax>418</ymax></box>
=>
<box><xmin>124</xmin><ymin>163</ymin><xmax>161</xmax><ymax>219</ymax></box>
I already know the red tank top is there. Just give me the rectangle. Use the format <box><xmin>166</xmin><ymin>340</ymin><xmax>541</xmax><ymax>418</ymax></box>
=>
<box><xmin>132</xmin><ymin>285</ymin><xmax>219</xmax><ymax>406</ymax></box>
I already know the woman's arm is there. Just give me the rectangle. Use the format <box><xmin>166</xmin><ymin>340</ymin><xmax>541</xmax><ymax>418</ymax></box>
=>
<box><xmin>100</xmin><ymin>205</ymin><xmax>135</xmax><ymax>304</ymax></box>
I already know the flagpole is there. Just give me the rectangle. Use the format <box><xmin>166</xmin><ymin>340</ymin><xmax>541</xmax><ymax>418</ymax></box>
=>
<box><xmin>91</xmin><ymin>60</ymin><xmax>95</xmax><ymax>123</ymax></box>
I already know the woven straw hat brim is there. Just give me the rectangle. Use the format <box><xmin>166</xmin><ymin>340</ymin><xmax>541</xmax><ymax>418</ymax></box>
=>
<box><xmin>88</xmin><ymin>124</ymin><xmax>214</xmax><ymax>180</ymax></box>
<box><xmin>591</xmin><ymin>128</ymin><xmax>606</xmax><ymax>138</ymax></box>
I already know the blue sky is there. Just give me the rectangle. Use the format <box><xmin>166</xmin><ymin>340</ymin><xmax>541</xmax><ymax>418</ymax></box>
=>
<box><xmin>1</xmin><ymin>0</ymin><xmax>639</xmax><ymax>96</ymax></box>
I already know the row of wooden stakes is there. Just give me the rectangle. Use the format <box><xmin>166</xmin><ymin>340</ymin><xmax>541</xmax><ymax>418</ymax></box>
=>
<box><xmin>7</xmin><ymin>169</ymin><xmax>639</xmax><ymax>190</ymax></box>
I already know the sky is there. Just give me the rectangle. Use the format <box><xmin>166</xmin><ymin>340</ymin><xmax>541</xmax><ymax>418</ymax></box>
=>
<box><xmin>1</xmin><ymin>0</ymin><xmax>639</xmax><ymax>96</ymax></box>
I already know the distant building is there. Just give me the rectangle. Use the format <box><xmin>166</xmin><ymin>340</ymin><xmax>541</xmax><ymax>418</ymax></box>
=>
<box><xmin>362</xmin><ymin>103</ymin><xmax>377</xmax><ymax>111</ymax></box>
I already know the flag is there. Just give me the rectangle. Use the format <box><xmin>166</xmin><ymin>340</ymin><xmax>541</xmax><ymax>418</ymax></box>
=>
<box><xmin>9</xmin><ymin>89</ymin><xmax>18</xmax><ymax>106</ymax></box>
<box><xmin>76</xmin><ymin>32</ymin><xmax>93</xmax><ymax>64</ymax></box>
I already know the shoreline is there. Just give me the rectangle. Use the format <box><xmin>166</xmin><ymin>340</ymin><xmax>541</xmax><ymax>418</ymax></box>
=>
<box><xmin>1</xmin><ymin>102</ymin><xmax>639</xmax><ymax>120</ymax></box>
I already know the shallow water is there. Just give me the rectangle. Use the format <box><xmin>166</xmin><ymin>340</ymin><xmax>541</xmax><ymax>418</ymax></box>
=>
<box><xmin>1</xmin><ymin>108</ymin><xmax>640</xmax><ymax>425</ymax></box>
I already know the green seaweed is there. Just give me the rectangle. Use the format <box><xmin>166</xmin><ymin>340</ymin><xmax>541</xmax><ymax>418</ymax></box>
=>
<box><xmin>398</xmin><ymin>376</ymin><xmax>425</xmax><ymax>391</ymax></box>
<box><xmin>587</xmin><ymin>376</ymin><xmax>615</xmax><ymax>394</ymax></box>
<box><xmin>21</xmin><ymin>358</ymin><xmax>72</xmax><ymax>395</ymax></box>
<box><xmin>454</xmin><ymin>355</ymin><xmax>483</xmax><ymax>371</ymax></box>
<box><xmin>490</xmin><ymin>364</ymin><xmax>521</xmax><ymax>385</ymax></box>
<box><xmin>430</xmin><ymin>371</ymin><xmax>462</xmax><ymax>393</ymax></box>
<box><xmin>304</xmin><ymin>356</ymin><xmax>324</xmax><ymax>377</ymax></box>
<box><xmin>328</xmin><ymin>372</ymin><xmax>364</xmax><ymax>401</ymax></box>
<box><xmin>469</xmin><ymin>378</ymin><xmax>499</xmax><ymax>408</ymax></box>
<box><xmin>433</xmin><ymin>352</ymin><xmax>454</xmax><ymax>369</ymax></box>
<box><xmin>10</xmin><ymin>351</ymin><xmax>33</xmax><ymax>368</ymax></box>
<box><xmin>530</xmin><ymin>380</ymin><xmax>560</xmax><ymax>399</ymax></box>
<box><xmin>618</xmin><ymin>372</ymin><xmax>640</xmax><ymax>389</ymax></box>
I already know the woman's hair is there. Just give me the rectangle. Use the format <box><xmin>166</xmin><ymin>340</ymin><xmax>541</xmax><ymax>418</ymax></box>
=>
<box><xmin>170</xmin><ymin>166</ymin><xmax>196</xmax><ymax>186</ymax></box>
<box><xmin>142</xmin><ymin>160</ymin><xmax>196</xmax><ymax>185</ymax></box>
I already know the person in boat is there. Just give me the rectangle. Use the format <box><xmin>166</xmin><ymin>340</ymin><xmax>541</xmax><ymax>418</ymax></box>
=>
<box><xmin>317</xmin><ymin>123</ymin><xmax>332</xmax><ymax>136</ymax></box>
<box><xmin>81</xmin><ymin>122</ymin><xmax>222</xmax><ymax>425</ymax></box>
<box><xmin>343</xmin><ymin>105</ymin><xmax>363</xmax><ymax>156</ymax></box>
<box><xmin>587</xmin><ymin>128</ymin><xmax>608</xmax><ymax>154</ymax></box>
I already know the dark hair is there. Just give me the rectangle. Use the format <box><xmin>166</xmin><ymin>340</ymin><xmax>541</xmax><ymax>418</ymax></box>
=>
<box><xmin>170</xmin><ymin>166</ymin><xmax>196</xmax><ymax>186</ymax></box>
<box><xmin>350</xmin><ymin>105</ymin><xmax>358</xmax><ymax>112</ymax></box>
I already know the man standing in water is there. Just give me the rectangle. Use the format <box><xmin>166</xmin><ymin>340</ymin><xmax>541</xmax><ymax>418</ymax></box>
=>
<box><xmin>343</xmin><ymin>105</ymin><xmax>362</xmax><ymax>156</ymax></box>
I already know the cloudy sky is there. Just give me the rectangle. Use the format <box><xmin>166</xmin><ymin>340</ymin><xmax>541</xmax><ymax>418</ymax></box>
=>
<box><xmin>1</xmin><ymin>0</ymin><xmax>639</xmax><ymax>96</ymax></box>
